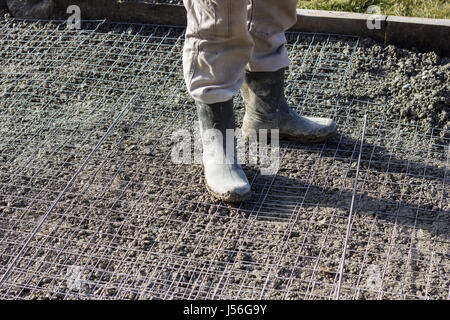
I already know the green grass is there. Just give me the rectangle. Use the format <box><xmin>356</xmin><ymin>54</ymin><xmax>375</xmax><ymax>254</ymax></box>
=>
<box><xmin>297</xmin><ymin>0</ymin><xmax>450</xmax><ymax>19</ymax></box>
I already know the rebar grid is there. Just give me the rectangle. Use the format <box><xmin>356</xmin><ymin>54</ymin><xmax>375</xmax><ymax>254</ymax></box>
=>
<box><xmin>0</xmin><ymin>18</ymin><xmax>448</xmax><ymax>300</ymax></box>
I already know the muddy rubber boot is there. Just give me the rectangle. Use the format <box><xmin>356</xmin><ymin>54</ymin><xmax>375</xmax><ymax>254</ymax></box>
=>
<box><xmin>241</xmin><ymin>68</ymin><xmax>337</xmax><ymax>143</ymax></box>
<box><xmin>196</xmin><ymin>100</ymin><xmax>252</xmax><ymax>203</ymax></box>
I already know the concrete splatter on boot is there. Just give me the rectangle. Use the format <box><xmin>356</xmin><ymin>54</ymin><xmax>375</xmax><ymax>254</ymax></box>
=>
<box><xmin>196</xmin><ymin>100</ymin><xmax>252</xmax><ymax>203</ymax></box>
<box><xmin>241</xmin><ymin>68</ymin><xmax>337</xmax><ymax>143</ymax></box>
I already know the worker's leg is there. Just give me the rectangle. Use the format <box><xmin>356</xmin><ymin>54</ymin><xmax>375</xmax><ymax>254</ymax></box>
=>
<box><xmin>242</xmin><ymin>0</ymin><xmax>337</xmax><ymax>143</ymax></box>
<box><xmin>182</xmin><ymin>0</ymin><xmax>252</xmax><ymax>202</ymax></box>
<box><xmin>246</xmin><ymin>0</ymin><xmax>298</xmax><ymax>72</ymax></box>
<box><xmin>183</xmin><ymin>0</ymin><xmax>254</xmax><ymax>104</ymax></box>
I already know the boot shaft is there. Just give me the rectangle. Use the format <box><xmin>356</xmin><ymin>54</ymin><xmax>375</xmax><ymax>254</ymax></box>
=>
<box><xmin>241</xmin><ymin>68</ymin><xmax>289</xmax><ymax>118</ymax></box>
<box><xmin>196</xmin><ymin>99</ymin><xmax>237</xmax><ymax>165</ymax></box>
<box><xmin>196</xmin><ymin>100</ymin><xmax>236</xmax><ymax>134</ymax></box>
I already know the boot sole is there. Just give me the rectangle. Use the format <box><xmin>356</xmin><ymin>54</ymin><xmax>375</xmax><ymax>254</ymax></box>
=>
<box><xmin>243</xmin><ymin>128</ymin><xmax>337</xmax><ymax>144</ymax></box>
<box><xmin>205</xmin><ymin>183</ymin><xmax>252</xmax><ymax>203</ymax></box>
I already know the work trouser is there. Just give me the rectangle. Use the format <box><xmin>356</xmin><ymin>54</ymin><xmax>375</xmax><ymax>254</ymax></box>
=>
<box><xmin>182</xmin><ymin>0</ymin><xmax>299</xmax><ymax>104</ymax></box>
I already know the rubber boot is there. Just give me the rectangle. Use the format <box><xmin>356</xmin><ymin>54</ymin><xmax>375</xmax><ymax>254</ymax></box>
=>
<box><xmin>196</xmin><ymin>100</ymin><xmax>252</xmax><ymax>203</ymax></box>
<box><xmin>241</xmin><ymin>68</ymin><xmax>337</xmax><ymax>143</ymax></box>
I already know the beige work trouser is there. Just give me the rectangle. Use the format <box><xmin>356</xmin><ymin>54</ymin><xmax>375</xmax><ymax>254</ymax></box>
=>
<box><xmin>183</xmin><ymin>0</ymin><xmax>298</xmax><ymax>104</ymax></box>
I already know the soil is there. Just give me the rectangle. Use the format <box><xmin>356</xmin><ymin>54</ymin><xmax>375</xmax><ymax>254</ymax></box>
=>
<box><xmin>0</xmin><ymin>18</ymin><xmax>448</xmax><ymax>300</ymax></box>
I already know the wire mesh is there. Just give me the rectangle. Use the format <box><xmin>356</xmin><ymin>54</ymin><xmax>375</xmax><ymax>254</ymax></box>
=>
<box><xmin>0</xmin><ymin>18</ymin><xmax>448</xmax><ymax>300</ymax></box>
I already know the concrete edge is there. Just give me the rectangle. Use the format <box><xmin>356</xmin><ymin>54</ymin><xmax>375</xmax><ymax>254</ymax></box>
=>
<box><xmin>4</xmin><ymin>2</ymin><xmax>450</xmax><ymax>56</ymax></box>
<box><xmin>52</xmin><ymin>0</ymin><xmax>187</xmax><ymax>26</ymax></box>
<box><xmin>292</xmin><ymin>9</ymin><xmax>387</xmax><ymax>43</ymax></box>
<box><xmin>292</xmin><ymin>9</ymin><xmax>449</xmax><ymax>57</ymax></box>
<box><xmin>385</xmin><ymin>15</ymin><xmax>450</xmax><ymax>57</ymax></box>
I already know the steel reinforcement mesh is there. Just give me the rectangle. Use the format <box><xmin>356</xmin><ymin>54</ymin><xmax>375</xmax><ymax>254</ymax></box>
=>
<box><xmin>0</xmin><ymin>19</ymin><xmax>448</xmax><ymax>300</ymax></box>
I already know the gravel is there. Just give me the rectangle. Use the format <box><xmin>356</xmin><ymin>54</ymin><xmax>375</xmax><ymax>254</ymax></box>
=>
<box><xmin>344</xmin><ymin>38</ymin><xmax>449</xmax><ymax>136</ymax></box>
<box><xmin>0</xmin><ymin>18</ymin><xmax>448</xmax><ymax>300</ymax></box>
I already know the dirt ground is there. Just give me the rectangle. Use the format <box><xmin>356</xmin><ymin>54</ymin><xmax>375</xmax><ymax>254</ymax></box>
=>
<box><xmin>0</xmin><ymin>16</ymin><xmax>448</xmax><ymax>300</ymax></box>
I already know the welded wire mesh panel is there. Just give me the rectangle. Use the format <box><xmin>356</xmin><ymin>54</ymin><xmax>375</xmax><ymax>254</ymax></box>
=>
<box><xmin>0</xmin><ymin>19</ymin><xmax>139</xmax><ymax>277</ymax></box>
<box><xmin>0</xmin><ymin>18</ymin><xmax>448</xmax><ymax>300</ymax></box>
<box><xmin>0</xmin><ymin>20</ymin><xmax>188</xmax><ymax>295</ymax></box>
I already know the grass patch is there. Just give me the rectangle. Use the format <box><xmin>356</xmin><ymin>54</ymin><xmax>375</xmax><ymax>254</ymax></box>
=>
<box><xmin>297</xmin><ymin>0</ymin><xmax>450</xmax><ymax>19</ymax></box>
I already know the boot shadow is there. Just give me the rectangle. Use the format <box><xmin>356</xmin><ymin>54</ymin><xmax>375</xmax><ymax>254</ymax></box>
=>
<box><xmin>237</xmin><ymin>133</ymin><xmax>449</xmax><ymax>240</ymax></box>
